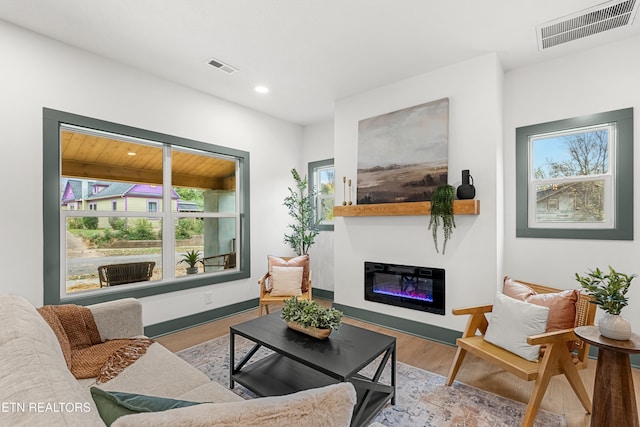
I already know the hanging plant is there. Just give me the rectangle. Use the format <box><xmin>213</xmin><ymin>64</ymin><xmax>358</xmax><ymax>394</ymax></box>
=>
<box><xmin>429</xmin><ymin>184</ymin><xmax>456</xmax><ymax>254</ymax></box>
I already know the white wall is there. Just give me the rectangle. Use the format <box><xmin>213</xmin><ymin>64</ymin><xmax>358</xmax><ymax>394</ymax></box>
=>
<box><xmin>334</xmin><ymin>54</ymin><xmax>503</xmax><ymax>332</ymax></box>
<box><xmin>503</xmin><ymin>34</ymin><xmax>640</xmax><ymax>330</ymax></box>
<box><xmin>302</xmin><ymin>121</ymin><xmax>335</xmax><ymax>291</ymax></box>
<box><xmin>0</xmin><ymin>20</ymin><xmax>302</xmax><ymax>325</ymax></box>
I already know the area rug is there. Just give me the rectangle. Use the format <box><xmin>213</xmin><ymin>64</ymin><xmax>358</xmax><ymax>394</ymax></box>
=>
<box><xmin>177</xmin><ymin>334</ymin><xmax>566</xmax><ymax>427</ymax></box>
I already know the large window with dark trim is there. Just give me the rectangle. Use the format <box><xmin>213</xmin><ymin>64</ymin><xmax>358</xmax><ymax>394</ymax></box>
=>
<box><xmin>44</xmin><ymin>109</ymin><xmax>250</xmax><ymax>305</ymax></box>
<box><xmin>516</xmin><ymin>108</ymin><xmax>633</xmax><ymax>240</ymax></box>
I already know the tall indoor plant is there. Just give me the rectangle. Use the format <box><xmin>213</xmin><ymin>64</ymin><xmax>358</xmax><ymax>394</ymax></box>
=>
<box><xmin>283</xmin><ymin>168</ymin><xmax>321</xmax><ymax>255</ymax></box>
<box><xmin>575</xmin><ymin>266</ymin><xmax>636</xmax><ymax>340</ymax></box>
<box><xmin>429</xmin><ymin>184</ymin><xmax>456</xmax><ymax>254</ymax></box>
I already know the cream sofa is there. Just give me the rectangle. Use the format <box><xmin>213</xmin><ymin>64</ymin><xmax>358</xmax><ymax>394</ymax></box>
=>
<box><xmin>0</xmin><ymin>295</ymin><xmax>357</xmax><ymax>426</ymax></box>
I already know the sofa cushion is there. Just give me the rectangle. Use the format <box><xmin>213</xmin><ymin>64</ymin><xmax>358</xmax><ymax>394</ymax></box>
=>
<box><xmin>111</xmin><ymin>382</ymin><xmax>357</xmax><ymax>427</ymax></box>
<box><xmin>88</xmin><ymin>298</ymin><xmax>144</xmax><ymax>341</ymax></box>
<box><xmin>0</xmin><ymin>336</ymin><xmax>104</xmax><ymax>426</ymax></box>
<box><xmin>176</xmin><ymin>381</ymin><xmax>243</xmax><ymax>403</ymax></box>
<box><xmin>91</xmin><ymin>387</ymin><xmax>200</xmax><ymax>426</ymax></box>
<box><xmin>92</xmin><ymin>343</ymin><xmax>211</xmax><ymax>399</ymax></box>
<box><xmin>0</xmin><ymin>295</ymin><xmax>64</xmax><ymax>352</ymax></box>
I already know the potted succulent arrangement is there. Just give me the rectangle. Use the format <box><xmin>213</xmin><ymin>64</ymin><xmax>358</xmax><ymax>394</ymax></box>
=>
<box><xmin>575</xmin><ymin>266</ymin><xmax>636</xmax><ymax>340</ymax></box>
<box><xmin>283</xmin><ymin>168</ymin><xmax>321</xmax><ymax>256</ymax></box>
<box><xmin>178</xmin><ymin>249</ymin><xmax>203</xmax><ymax>274</ymax></box>
<box><xmin>429</xmin><ymin>184</ymin><xmax>456</xmax><ymax>254</ymax></box>
<box><xmin>281</xmin><ymin>297</ymin><xmax>343</xmax><ymax>339</ymax></box>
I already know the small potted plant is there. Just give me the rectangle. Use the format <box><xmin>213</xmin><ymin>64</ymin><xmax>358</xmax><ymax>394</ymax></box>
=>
<box><xmin>575</xmin><ymin>266</ymin><xmax>636</xmax><ymax>340</ymax></box>
<box><xmin>178</xmin><ymin>249</ymin><xmax>203</xmax><ymax>274</ymax></box>
<box><xmin>429</xmin><ymin>184</ymin><xmax>456</xmax><ymax>254</ymax></box>
<box><xmin>281</xmin><ymin>297</ymin><xmax>343</xmax><ymax>339</ymax></box>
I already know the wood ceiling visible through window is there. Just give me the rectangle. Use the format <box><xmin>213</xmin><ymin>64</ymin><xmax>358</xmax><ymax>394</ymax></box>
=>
<box><xmin>61</xmin><ymin>130</ymin><xmax>236</xmax><ymax>190</ymax></box>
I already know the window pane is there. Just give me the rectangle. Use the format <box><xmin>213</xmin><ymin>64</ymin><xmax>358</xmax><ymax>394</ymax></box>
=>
<box><xmin>318</xmin><ymin>168</ymin><xmax>334</xmax><ymax>221</ymax></box>
<box><xmin>172</xmin><ymin>148</ymin><xmax>237</xmax><ymax>214</ymax></box>
<box><xmin>535</xmin><ymin>180</ymin><xmax>605</xmax><ymax>223</ymax></box>
<box><xmin>65</xmin><ymin>216</ymin><xmax>161</xmax><ymax>293</ymax></box>
<box><xmin>61</xmin><ymin>180</ymin><xmax>168</xmax><ymax>212</ymax></box>
<box><xmin>532</xmin><ymin>126</ymin><xmax>610</xmax><ymax>180</ymax></box>
<box><xmin>175</xmin><ymin>217</ymin><xmax>237</xmax><ymax>277</ymax></box>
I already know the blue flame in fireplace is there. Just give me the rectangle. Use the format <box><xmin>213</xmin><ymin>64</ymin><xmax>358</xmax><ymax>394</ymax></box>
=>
<box><xmin>373</xmin><ymin>273</ymin><xmax>434</xmax><ymax>303</ymax></box>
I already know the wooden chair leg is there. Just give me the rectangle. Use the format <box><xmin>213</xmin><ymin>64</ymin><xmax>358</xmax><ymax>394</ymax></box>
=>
<box><xmin>522</xmin><ymin>345</ymin><xmax>560</xmax><ymax>427</ymax></box>
<box><xmin>559</xmin><ymin>349</ymin><xmax>592</xmax><ymax>413</ymax></box>
<box><xmin>446</xmin><ymin>345</ymin><xmax>467</xmax><ymax>386</ymax></box>
<box><xmin>259</xmin><ymin>304</ymin><xmax>264</xmax><ymax>316</ymax></box>
<box><xmin>265</xmin><ymin>304</ymin><xmax>270</xmax><ymax>315</ymax></box>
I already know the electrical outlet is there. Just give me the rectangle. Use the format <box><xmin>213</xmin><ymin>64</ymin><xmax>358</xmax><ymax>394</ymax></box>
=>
<box><xmin>204</xmin><ymin>291</ymin><xmax>213</xmax><ymax>305</ymax></box>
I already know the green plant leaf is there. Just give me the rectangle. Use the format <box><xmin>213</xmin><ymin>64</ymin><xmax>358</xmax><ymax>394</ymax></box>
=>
<box><xmin>575</xmin><ymin>266</ymin><xmax>636</xmax><ymax>315</ymax></box>
<box><xmin>283</xmin><ymin>168</ymin><xmax>322</xmax><ymax>255</ymax></box>
<box><xmin>428</xmin><ymin>185</ymin><xmax>456</xmax><ymax>254</ymax></box>
<box><xmin>281</xmin><ymin>297</ymin><xmax>343</xmax><ymax>330</ymax></box>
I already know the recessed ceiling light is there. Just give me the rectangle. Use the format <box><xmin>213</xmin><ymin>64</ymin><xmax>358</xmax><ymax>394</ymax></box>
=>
<box><xmin>127</xmin><ymin>152</ymin><xmax>136</xmax><ymax>156</ymax></box>
<box><xmin>255</xmin><ymin>86</ymin><xmax>269</xmax><ymax>94</ymax></box>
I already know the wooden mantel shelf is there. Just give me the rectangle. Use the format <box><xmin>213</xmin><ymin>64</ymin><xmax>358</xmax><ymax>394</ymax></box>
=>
<box><xmin>333</xmin><ymin>200</ymin><xmax>480</xmax><ymax>217</ymax></box>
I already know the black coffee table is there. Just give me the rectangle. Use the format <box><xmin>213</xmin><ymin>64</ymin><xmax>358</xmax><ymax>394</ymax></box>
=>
<box><xmin>229</xmin><ymin>313</ymin><xmax>396</xmax><ymax>427</ymax></box>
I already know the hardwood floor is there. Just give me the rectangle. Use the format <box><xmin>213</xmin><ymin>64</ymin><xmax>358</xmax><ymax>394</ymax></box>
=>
<box><xmin>156</xmin><ymin>301</ymin><xmax>640</xmax><ymax>427</ymax></box>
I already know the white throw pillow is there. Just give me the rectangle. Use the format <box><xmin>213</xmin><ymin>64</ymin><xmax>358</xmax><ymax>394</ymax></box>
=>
<box><xmin>269</xmin><ymin>266</ymin><xmax>303</xmax><ymax>297</ymax></box>
<box><xmin>484</xmin><ymin>292</ymin><xmax>550</xmax><ymax>362</ymax></box>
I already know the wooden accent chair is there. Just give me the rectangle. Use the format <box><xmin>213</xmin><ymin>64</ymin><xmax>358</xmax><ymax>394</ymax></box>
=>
<box><xmin>446</xmin><ymin>279</ymin><xmax>597</xmax><ymax>427</ymax></box>
<box><xmin>258</xmin><ymin>255</ymin><xmax>312</xmax><ymax>316</ymax></box>
<box><xmin>98</xmin><ymin>261</ymin><xmax>155</xmax><ymax>287</ymax></box>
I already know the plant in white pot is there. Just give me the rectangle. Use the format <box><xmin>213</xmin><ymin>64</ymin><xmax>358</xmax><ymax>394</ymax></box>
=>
<box><xmin>575</xmin><ymin>266</ymin><xmax>636</xmax><ymax>340</ymax></box>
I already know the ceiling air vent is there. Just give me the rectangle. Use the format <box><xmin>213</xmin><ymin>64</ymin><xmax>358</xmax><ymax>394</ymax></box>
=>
<box><xmin>537</xmin><ymin>0</ymin><xmax>639</xmax><ymax>50</ymax></box>
<box><xmin>207</xmin><ymin>57</ymin><xmax>239</xmax><ymax>74</ymax></box>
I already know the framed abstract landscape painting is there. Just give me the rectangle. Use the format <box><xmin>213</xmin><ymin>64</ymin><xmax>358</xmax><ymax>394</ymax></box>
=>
<box><xmin>357</xmin><ymin>98</ymin><xmax>449</xmax><ymax>204</ymax></box>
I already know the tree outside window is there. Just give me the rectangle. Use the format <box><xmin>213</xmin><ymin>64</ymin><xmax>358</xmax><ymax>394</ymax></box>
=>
<box><xmin>530</xmin><ymin>124</ymin><xmax>612</xmax><ymax>227</ymax></box>
<box><xmin>308</xmin><ymin>159</ymin><xmax>334</xmax><ymax>231</ymax></box>
<box><xmin>516</xmin><ymin>108</ymin><xmax>633</xmax><ymax>240</ymax></box>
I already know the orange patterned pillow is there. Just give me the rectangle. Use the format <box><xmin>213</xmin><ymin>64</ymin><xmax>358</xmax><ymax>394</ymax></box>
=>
<box><xmin>268</xmin><ymin>255</ymin><xmax>310</xmax><ymax>293</ymax></box>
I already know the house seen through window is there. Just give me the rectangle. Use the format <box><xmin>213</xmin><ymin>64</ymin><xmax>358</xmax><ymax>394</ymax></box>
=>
<box><xmin>530</xmin><ymin>123</ymin><xmax>613</xmax><ymax>228</ymax></box>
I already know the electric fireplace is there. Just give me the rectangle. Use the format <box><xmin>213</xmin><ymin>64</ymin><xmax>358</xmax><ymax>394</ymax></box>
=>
<box><xmin>364</xmin><ymin>262</ymin><xmax>445</xmax><ymax>315</ymax></box>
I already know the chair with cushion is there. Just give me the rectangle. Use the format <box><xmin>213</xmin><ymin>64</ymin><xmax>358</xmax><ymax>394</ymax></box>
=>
<box><xmin>258</xmin><ymin>255</ymin><xmax>312</xmax><ymax>316</ymax></box>
<box><xmin>446</xmin><ymin>277</ymin><xmax>596</xmax><ymax>427</ymax></box>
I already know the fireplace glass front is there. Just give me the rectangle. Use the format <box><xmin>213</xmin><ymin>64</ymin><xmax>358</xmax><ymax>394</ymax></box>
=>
<box><xmin>364</xmin><ymin>262</ymin><xmax>445</xmax><ymax>315</ymax></box>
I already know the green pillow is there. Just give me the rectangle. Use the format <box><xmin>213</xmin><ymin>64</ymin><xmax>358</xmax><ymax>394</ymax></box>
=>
<box><xmin>90</xmin><ymin>387</ymin><xmax>201</xmax><ymax>426</ymax></box>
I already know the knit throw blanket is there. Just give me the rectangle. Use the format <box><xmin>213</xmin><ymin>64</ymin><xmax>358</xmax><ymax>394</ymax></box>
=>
<box><xmin>38</xmin><ymin>304</ymin><xmax>153</xmax><ymax>383</ymax></box>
